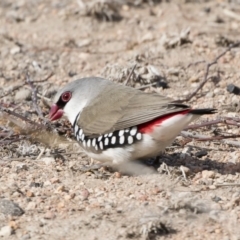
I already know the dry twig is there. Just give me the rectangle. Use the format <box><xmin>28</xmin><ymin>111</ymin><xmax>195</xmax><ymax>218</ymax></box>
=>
<box><xmin>124</xmin><ymin>64</ymin><xmax>137</xmax><ymax>86</ymax></box>
<box><xmin>0</xmin><ymin>71</ymin><xmax>53</xmax><ymax>99</ymax></box>
<box><xmin>26</xmin><ymin>72</ymin><xmax>45</xmax><ymax>121</ymax></box>
<box><xmin>181</xmin><ymin>131</ymin><xmax>240</xmax><ymax>147</ymax></box>
<box><xmin>186</xmin><ymin>118</ymin><xmax>240</xmax><ymax>130</ymax></box>
<box><xmin>180</xmin><ymin>41</ymin><xmax>240</xmax><ymax>102</ymax></box>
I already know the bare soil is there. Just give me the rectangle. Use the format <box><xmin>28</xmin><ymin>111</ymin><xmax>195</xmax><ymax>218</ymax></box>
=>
<box><xmin>0</xmin><ymin>0</ymin><xmax>240</xmax><ymax>239</ymax></box>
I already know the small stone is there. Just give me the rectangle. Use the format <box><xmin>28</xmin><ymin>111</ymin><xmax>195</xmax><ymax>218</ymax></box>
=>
<box><xmin>202</xmin><ymin>170</ymin><xmax>215</xmax><ymax>179</ymax></box>
<box><xmin>26</xmin><ymin>202</ymin><xmax>37</xmax><ymax>210</ymax></box>
<box><xmin>29</xmin><ymin>182</ymin><xmax>43</xmax><ymax>188</ymax></box>
<box><xmin>195</xmin><ymin>150</ymin><xmax>208</xmax><ymax>158</ymax></box>
<box><xmin>212</xmin><ymin>196</ymin><xmax>222</xmax><ymax>202</ymax></box>
<box><xmin>56</xmin><ymin>185</ymin><xmax>65</xmax><ymax>192</ymax></box>
<box><xmin>9</xmin><ymin>220</ymin><xmax>18</xmax><ymax>230</ymax></box>
<box><xmin>85</xmin><ymin>171</ymin><xmax>92</xmax><ymax>176</ymax></box>
<box><xmin>0</xmin><ymin>199</ymin><xmax>24</xmax><ymax>216</ymax></box>
<box><xmin>41</xmin><ymin>157</ymin><xmax>55</xmax><ymax>165</ymax></box>
<box><xmin>227</xmin><ymin>84</ymin><xmax>240</xmax><ymax>95</ymax></box>
<box><xmin>44</xmin><ymin>180</ymin><xmax>52</xmax><ymax>186</ymax></box>
<box><xmin>10</xmin><ymin>46</ymin><xmax>21</xmax><ymax>55</ymax></box>
<box><xmin>188</xmin><ymin>75</ymin><xmax>199</xmax><ymax>83</ymax></box>
<box><xmin>57</xmin><ymin>201</ymin><xmax>65</xmax><ymax>209</ymax></box>
<box><xmin>151</xmin><ymin>187</ymin><xmax>162</xmax><ymax>195</ymax></box>
<box><xmin>213</xmin><ymin>88</ymin><xmax>221</xmax><ymax>94</ymax></box>
<box><xmin>114</xmin><ymin>172</ymin><xmax>121</xmax><ymax>178</ymax></box>
<box><xmin>64</xmin><ymin>193</ymin><xmax>75</xmax><ymax>200</ymax></box>
<box><xmin>68</xmin><ymin>70</ymin><xmax>77</xmax><ymax>77</ymax></box>
<box><xmin>138</xmin><ymin>194</ymin><xmax>148</xmax><ymax>201</ymax></box>
<box><xmin>209</xmin><ymin>185</ymin><xmax>216</xmax><ymax>190</ymax></box>
<box><xmin>3</xmin><ymin>167</ymin><xmax>10</xmax><ymax>173</ymax></box>
<box><xmin>81</xmin><ymin>188</ymin><xmax>89</xmax><ymax>200</ymax></box>
<box><xmin>44</xmin><ymin>211</ymin><xmax>55</xmax><ymax>219</ymax></box>
<box><xmin>26</xmin><ymin>191</ymin><xmax>34</xmax><ymax>197</ymax></box>
<box><xmin>21</xmin><ymin>234</ymin><xmax>31</xmax><ymax>240</ymax></box>
<box><xmin>15</xmin><ymin>89</ymin><xmax>31</xmax><ymax>101</ymax></box>
<box><xmin>206</xmin><ymin>92</ymin><xmax>214</xmax><ymax>98</ymax></box>
<box><xmin>50</xmin><ymin>177</ymin><xmax>60</xmax><ymax>184</ymax></box>
<box><xmin>116</xmin><ymin>207</ymin><xmax>122</xmax><ymax>213</ymax></box>
<box><xmin>0</xmin><ymin>226</ymin><xmax>12</xmax><ymax>237</ymax></box>
<box><xmin>15</xmin><ymin>163</ymin><xmax>28</xmax><ymax>173</ymax></box>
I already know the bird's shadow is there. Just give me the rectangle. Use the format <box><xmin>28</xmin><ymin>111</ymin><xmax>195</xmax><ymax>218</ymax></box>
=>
<box><xmin>143</xmin><ymin>151</ymin><xmax>240</xmax><ymax>176</ymax></box>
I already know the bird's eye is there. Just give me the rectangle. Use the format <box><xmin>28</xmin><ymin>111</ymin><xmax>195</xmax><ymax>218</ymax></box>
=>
<box><xmin>61</xmin><ymin>91</ymin><xmax>72</xmax><ymax>102</ymax></box>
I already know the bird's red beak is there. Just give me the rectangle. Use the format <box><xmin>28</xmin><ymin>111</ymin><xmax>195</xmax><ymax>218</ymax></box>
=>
<box><xmin>49</xmin><ymin>104</ymin><xmax>64</xmax><ymax>121</ymax></box>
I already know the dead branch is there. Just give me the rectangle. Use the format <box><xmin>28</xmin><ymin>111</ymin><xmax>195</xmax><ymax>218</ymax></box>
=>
<box><xmin>32</xmin><ymin>71</ymin><xmax>54</xmax><ymax>83</ymax></box>
<box><xmin>0</xmin><ymin>105</ymin><xmax>44</xmax><ymax>129</ymax></box>
<box><xmin>26</xmin><ymin>73</ymin><xmax>46</xmax><ymax>122</ymax></box>
<box><xmin>186</xmin><ymin>118</ymin><xmax>240</xmax><ymax>130</ymax></box>
<box><xmin>0</xmin><ymin>72</ymin><xmax>53</xmax><ymax>99</ymax></box>
<box><xmin>187</xmin><ymin>60</ymin><xmax>206</xmax><ymax>68</ymax></box>
<box><xmin>215</xmin><ymin>183</ymin><xmax>240</xmax><ymax>187</ymax></box>
<box><xmin>181</xmin><ymin>130</ymin><xmax>240</xmax><ymax>147</ymax></box>
<box><xmin>124</xmin><ymin>64</ymin><xmax>137</xmax><ymax>86</ymax></box>
<box><xmin>0</xmin><ymin>85</ymin><xmax>26</xmax><ymax>99</ymax></box>
<box><xmin>180</xmin><ymin>41</ymin><xmax>240</xmax><ymax>102</ymax></box>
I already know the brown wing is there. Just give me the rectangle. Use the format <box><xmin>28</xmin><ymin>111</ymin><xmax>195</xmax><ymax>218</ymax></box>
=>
<box><xmin>78</xmin><ymin>83</ymin><xmax>190</xmax><ymax>137</ymax></box>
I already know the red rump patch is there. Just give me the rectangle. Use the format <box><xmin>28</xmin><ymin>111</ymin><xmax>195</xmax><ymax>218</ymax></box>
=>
<box><xmin>138</xmin><ymin>109</ymin><xmax>190</xmax><ymax>134</ymax></box>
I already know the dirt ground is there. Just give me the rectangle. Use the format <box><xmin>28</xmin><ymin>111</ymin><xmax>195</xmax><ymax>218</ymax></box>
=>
<box><xmin>0</xmin><ymin>0</ymin><xmax>240</xmax><ymax>239</ymax></box>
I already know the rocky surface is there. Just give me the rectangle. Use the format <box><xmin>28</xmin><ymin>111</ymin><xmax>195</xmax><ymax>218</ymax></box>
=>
<box><xmin>0</xmin><ymin>0</ymin><xmax>240</xmax><ymax>239</ymax></box>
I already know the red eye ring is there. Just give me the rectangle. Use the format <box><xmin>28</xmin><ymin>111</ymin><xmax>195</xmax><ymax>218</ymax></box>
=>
<box><xmin>61</xmin><ymin>91</ymin><xmax>72</xmax><ymax>102</ymax></box>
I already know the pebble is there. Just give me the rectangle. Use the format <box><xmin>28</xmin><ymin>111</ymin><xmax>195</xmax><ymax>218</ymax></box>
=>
<box><xmin>206</xmin><ymin>92</ymin><xmax>214</xmax><ymax>98</ymax></box>
<box><xmin>44</xmin><ymin>211</ymin><xmax>56</xmax><ymax>219</ymax></box>
<box><xmin>64</xmin><ymin>193</ymin><xmax>75</xmax><ymax>201</ymax></box>
<box><xmin>114</xmin><ymin>172</ymin><xmax>121</xmax><ymax>178</ymax></box>
<box><xmin>56</xmin><ymin>185</ymin><xmax>65</xmax><ymax>192</ymax></box>
<box><xmin>0</xmin><ymin>199</ymin><xmax>24</xmax><ymax>216</ymax></box>
<box><xmin>202</xmin><ymin>170</ymin><xmax>215</xmax><ymax>179</ymax></box>
<box><xmin>188</xmin><ymin>75</ymin><xmax>199</xmax><ymax>83</ymax></box>
<box><xmin>26</xmin><ymin>191</ymin><xmax>34</xmax><ymax>197</ymax></box>
<box><xmin>0</xmin><ymin>226</ymin><xmax>12</xmax><ymax>237</ymax></box>
<box><xmin>50</xmin><ymin>178</ymin><xmax>60</xmax><ymax>184</ymax></box>
<box><xmin>10</xmin><ymin>46</ymin><xmax>21</xmax><ymax>55</ymax></box>
<box><xmin>57</xmin><ymin>201</ymin><xmax>65</xmax><ymax>209</ymax></box>
<box><xmin>195</xmin><ymin>150</ymin><xmax>208</xmax><ymax>158</ymax></box>
<box><xmin>26</xmin><ymin>202</ymin><xmax>37</xmax><ymax>210</ymax></box>
<box><xmin>15</xmin><ymin>89</ymin><xmax>31</xmax><ymax>101</ymax></box>
<box><xmin>81</xmin><ymin>188</ymin><xmax>90</xmax><ymax>200</ymax></box>
<box><xmin>21</xmin><ymin>234</ymin><xmax>31</xmax><ymax>240</ymax></box>
<box><xmin>40</xmin><ymin>157</ymin><xmax>55</xmax><ymax>165</ymax></box>
<box><xmin>9</xmin><ymin>220</ymin><xmax>18</xmax><ymax>230</ymax></box>
<box><xmin>15</xmin><ymin>163</ymin><xmax>28</xmax><ymax>173</ymax></box>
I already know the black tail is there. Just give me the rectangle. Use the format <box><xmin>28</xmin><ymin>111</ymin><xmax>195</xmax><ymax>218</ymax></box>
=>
<box><xmin>189</xmin><ymin>108</ymin><xmax>217</xmax><ymax>115</ymax></box>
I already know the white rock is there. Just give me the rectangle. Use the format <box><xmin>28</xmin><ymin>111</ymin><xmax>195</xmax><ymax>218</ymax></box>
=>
<box><xmin>202</xmin><ymin>170</ymin><xmax>215</xmax><ymax>179</ymax></box>
<box><xmin>0</xmin><ymin>226</ymin><xmax>12</xmax><ymax>237</ymax></box>
<box><xmin>40</xmin><ymin>157</ymin><xmax>55</xmax><ymax>165</ymax></box>
<box><xmin>15</xmin><ymin>89</ymin><xmax>31</xmax><ymax>101</ymax></box>
<box><xmin>10</xmin><ymin>46</ymin><xmax>21</xmax><ymax>55</ymax></box>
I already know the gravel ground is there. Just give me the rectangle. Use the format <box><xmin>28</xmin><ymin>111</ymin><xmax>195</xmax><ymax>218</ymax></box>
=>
<box><xmin>0</xmin><ymin>0</ymin><xmax>240</xmax><ymax>239</ymax></box>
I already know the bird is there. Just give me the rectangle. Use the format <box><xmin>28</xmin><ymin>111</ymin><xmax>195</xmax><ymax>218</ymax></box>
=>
<box><xmin>49</xmin><ymin>77</ymin><xmax>216</xmax><ymax>164</ymax></box>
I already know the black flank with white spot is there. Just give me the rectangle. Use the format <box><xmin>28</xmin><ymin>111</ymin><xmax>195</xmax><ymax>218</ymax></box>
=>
<box><xmin>72</xmin><ymin>114</ymin><xmax>142</xmax><ymax>151</ymax></box>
